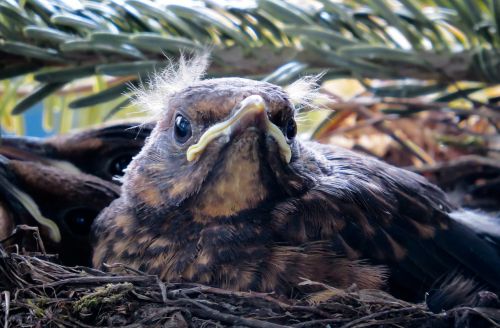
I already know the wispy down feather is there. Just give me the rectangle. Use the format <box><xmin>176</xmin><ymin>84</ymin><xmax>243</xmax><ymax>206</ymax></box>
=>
<box><xmin>131</xmin><ymin>53</ymin><xmax>210</xmax><ymax>118</ymax></box>
<box><xmin>132</xmin><ymin>53</ymin><xmax>326</xmax><ymax>118</ymax></box>
<box><xmin>284</xmin><ymin>73</ymin><xmax>328</xmax><ymax>111</ymax></box>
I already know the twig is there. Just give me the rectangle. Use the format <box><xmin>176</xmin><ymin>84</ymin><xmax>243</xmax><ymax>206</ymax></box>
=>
<box><xmin>188</xmin><ymin>285</ymin><xmax>335</xmax><ymax>318</ymax></box>
<box><xmin>1</xmin><ymin>253</ymin><xmax>497</xmax><ymax>327</ymax></box>
<box><xmin>3</xmin><ymin>291</ymin><xmax>10</xmax><ymax>328</ymax></box>
<box><xmin>447</xmin><ymin>307</ymin><xmax>500</xmax><ymax>327</ymax></box>
<box><xmin>181</xmin><ymin>298</ymin><xmax>290</xmax><ymax>328</ymax></box>
<box><xmin>293</xmin><ymin>318</ymin><xmax>348</xmax><ymax>327</ymax></box>
<box><xmin>339</xmin><ymin>307</ymin><xmax>425</xmax><ymax>328</ymax></box>
<box><xmin>36</xmin><ymin>275</ymin><xmax>157</xmax><ymax>288</ymax></box>
<box><xmin>321</xmin><ymin>90</ymin><xmax>436</xmax><ymax>164</ymax></box>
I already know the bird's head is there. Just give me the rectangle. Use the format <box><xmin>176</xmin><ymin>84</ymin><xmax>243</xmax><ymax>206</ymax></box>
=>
<box><xmin>123</xmin><ymin>57</ymin><xmax>318</xmax><ymax>220</ymax></box>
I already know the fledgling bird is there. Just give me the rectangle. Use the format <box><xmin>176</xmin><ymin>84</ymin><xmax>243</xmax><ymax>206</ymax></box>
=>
<box><xmin>0</xmin><ymin>155</ymin><xmax>119</xmax><ymax>265</ymax></box>
<box><xmin>0</xmin><ymin>122</ymin><xmax>154</xmax><ymax>182</ymax></box>
<box><xmin>92</xmin><ymin>57</ymin><xmax>500</xmax><ymax>301</ymax></box>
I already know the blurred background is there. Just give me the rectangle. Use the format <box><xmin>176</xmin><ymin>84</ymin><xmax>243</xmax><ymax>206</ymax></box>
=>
<box><xmin>1</xmin><ymin>0</ymin><xmax>499</xmax><ymax>209</ymax></box>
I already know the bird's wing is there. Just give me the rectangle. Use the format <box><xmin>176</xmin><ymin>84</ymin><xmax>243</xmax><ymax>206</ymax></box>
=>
<box><xmin>283</xmin><ymin>142</ymin><xmax>500</xmax><ymax>299</ymax></box>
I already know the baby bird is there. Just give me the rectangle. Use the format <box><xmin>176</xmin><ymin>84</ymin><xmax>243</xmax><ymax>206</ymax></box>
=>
<box><xmin>92</xmin><ymin>57</ymin><xmax>500</xmax><ymax>301</ymax></box>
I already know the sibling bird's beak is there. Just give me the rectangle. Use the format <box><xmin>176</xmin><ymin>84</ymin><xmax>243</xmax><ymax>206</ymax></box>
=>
<box><xmin>186</xmin><ymin>95</ymin><xmax>292</xmax><ymax>163</ymax></box>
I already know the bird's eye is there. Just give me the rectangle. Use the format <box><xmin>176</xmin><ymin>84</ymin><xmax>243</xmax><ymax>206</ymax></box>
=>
<box><xmin>174</xmin><ymin>114</ymin><xmax>192</xmax><ymax>143</ymax></box>
<box><xmin>64</xmin><ymin>209</ymin><xmax>97</xmax><ymax>235</ymax></box>
<box><xmin>108</xmin><ymin>154</ymin><xmax>133</xmax><ymax>177</ymax></box>
<box><xmin>286</xmin><ymin>118</ymin><xmax>297</xmax><ymax>139</ymax></box>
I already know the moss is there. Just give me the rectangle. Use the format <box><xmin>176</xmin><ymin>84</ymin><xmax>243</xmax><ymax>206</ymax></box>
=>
<box><xmin>26</xmin><ymin>299</ymin><xmax>46</xmax><ymax>318</ymax></box>
<box><xmin>73</xmin><ymin>282</ymin><xmax>133</xmax><ymax>313</ymax></box>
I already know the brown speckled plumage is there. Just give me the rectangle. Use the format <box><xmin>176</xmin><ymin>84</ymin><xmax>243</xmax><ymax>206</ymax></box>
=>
<box><xmin>92</xmin><ymin>78</ymin><xmax>500</xmax><ymax>300</ymax></box>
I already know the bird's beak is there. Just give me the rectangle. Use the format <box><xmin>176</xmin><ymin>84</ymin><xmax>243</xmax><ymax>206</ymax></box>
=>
<box><xmin>187</xmin><ymin>95</ymin><xmax>292</xmax><ymax>163</ymax></box>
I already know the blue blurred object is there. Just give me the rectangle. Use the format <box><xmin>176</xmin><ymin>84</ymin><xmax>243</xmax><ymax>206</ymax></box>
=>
<box><xmin>25</xmin><ymin>103</ymin><xmax>51</xmax><ymax>137</ymax></box>
<box><xmin>1</xmin><ymin>103</ymin><xmax>52</xmax><ymax>137</ymax></box>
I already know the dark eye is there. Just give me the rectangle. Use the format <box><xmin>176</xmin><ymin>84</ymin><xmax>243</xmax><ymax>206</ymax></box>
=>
<box><xmin>285</xmin><ymin>118</ymin><xmax>297</xmax><ymax>139</ymax></box>
<box><xmin>174</xmin><ymin>114</ymin><xmax>192</xmax><ymax>143</ymax></box>
<box><xmin>108</xmin><ymin>154</ymin><xmax>133</xmax><ymax>177</ymax></box>
<box><xmin>64</xmin><ymin>209</ymin><xmax>97</xmax><ymax>235</ymax></box>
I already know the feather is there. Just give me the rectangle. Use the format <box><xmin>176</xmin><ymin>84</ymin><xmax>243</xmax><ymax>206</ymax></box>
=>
<box><xmin>425</xmin><ymin>273</ymin><xmax>482</xmax><ymax>313</ymax></box>
<box><xmin>284</xmin><ymin>73</ymin><xmax>330</xmax><ymax>111</ymax></box>
<box><xmin>131</xmin><ymin>52</ymin><xmax>210</xmax><ymax>118</ymax></box>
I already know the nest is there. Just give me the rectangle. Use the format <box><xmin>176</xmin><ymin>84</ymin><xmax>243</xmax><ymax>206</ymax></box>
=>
<box><xmin>1</xmin><ymin>248</ymin><xmax>498</xmax><ymax>327</ymax></box>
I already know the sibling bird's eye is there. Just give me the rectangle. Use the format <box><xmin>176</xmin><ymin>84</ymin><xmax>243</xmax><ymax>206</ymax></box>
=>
<box><xmin>64</xmin><ymin>209</ymin><xmax>97</xmax><ymax>235</ymax></box>
<box><xmin>286</xmin><ymin>118</ymin><xmax>297</xmax><ymax>139</ymax></box>
<box><xmin>108</xmin><ymin>154</ymin><xmax>133</xmax><ymax>177</ymax></box>
<box><xmin>174</xmin><ymin>114</ymin><xmax>192</xmax><ymax>143</ymax></box>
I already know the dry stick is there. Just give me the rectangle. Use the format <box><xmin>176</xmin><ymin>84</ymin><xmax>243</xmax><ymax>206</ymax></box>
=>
<box><xmin>34</xmin><ymin>275</ymin><xmax>157</xmax><ymax>289</ymax></box>
<box><xmin>2</xmin><ymin>226</ymin><xmax>47</xmax><ymax>255</ymax></box>
<box><xmin>199</xmin><ymin>286</ymin><xmax>291</xmax><ymax>307</ymax></box>
<box><xmin>320</xmin><ymin>90</ymin><xmax>435</xmax><ymax>164</ymax></box>
<box><xmin>351</xmin><ymin>317</ymin><xmax>427</xmax><ymax>328</ymax></box>
<box><xmin>137</xmin><ymin>306</ymin><xmax>187</xmax><ymax>325</ymax></box>
<box><xmin>21</xmin><ymin>257</ymin><xmax>61</xmax><ymax>282</ymax></box>
<box><xmin>5</xmin><ymin>254</ymin><xmax>496</xmax><ymax>327</ymax></box>
<box><xmin>194</xmin><ymin>286</ymin><xmax>334</xmax><ymax>319</ymax></box>
<box><xmin>435</xmin><ymin>119</ymin><xmax>500</xmax><ymax>138</ymax></box>
<box><xmin>319</xmin><ymin>91</ymin><xmax>499</xmax><ymax>161</ymax></box>
<box><xmin>359</xmin><ymin>106</ymin><xmax>435</xmax><ymax>164</ymax></box>
<box><xmin>103</xmin><ymin>262</ymin><xmax>149</xmax><ymax>275</ymax></box>
<box><xmin>287</xmin><ymin>305</ymin><xmax>336</xmax><ymax>319</ymax></box>
<box><xmin>0</xmin><ymin>262</ymin><xmax>30</xmax><ymax>289</ymax></box>
<box><xmin>339</xmin><ymin>307</ymin><xmax>425</xmax><ymax>328</ymax></box>
<box><xmin>448</xmin><ymin>80</ymin><xmax>500</xmax><ymax>133</ymax></box>
<box><xmin>447</xmin><ymin>307</ymin><xmax>500</xmax><ymax>327</ymax></box>
<box><xmin>323</xmin><ymin>97</ymin><xmax>500</xmax><ymax>120</ymax></box>
<box><xmin>180</xmin><ymin>298</ymin><xmax>290</xmax><ymax>328</ymax></box>
<box><xmin>328</xmin><ymin>116</ymin><xmax>397</xmax><ymax>135</ymax></box>
<box><xmin>158</xmin><ymin>280</ymin><xmax>167</xmax><ymax>303</ymax></box>
<box><xmin>108</xmin><ymin>306</ymin><xmax>187</xmax><ymax>327</ymax></box>
<box><xmin>53</xmin><ymin>316</ymin><xmax>98</xmax><ymax>328</ymax></box>
<box><xmin>292</xmin><ymin>318</ymin><xmax>349</xmax><ymax>327</ymax></box>
<box><xmin>409</xmin><ymin>154</ymin><xmax>500</xmax><ymax>173</ymax></box>
<box><xmin>170</xmin><ymin>285</ymin><xmax>290</xmax><ymax>309</ymax></box>
<box><xmin>3</xmin><ymin>291</ymin><xmax>9</xmax><ymax>328</ymax></box>
<box><xmin>71</xmin><ymin>266</ymin><xmax>109</xmax><ymax>277</ymax></box>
